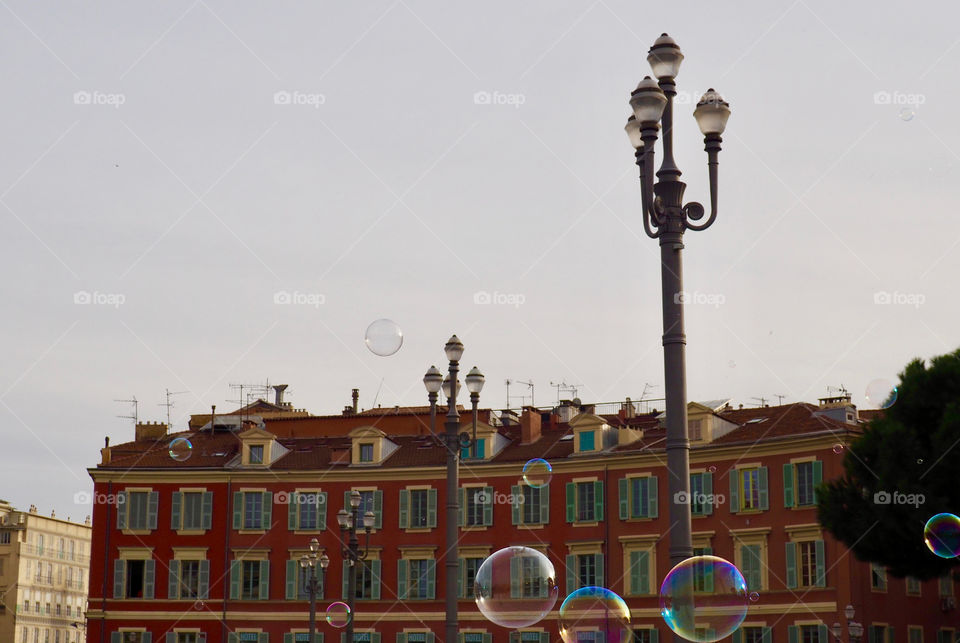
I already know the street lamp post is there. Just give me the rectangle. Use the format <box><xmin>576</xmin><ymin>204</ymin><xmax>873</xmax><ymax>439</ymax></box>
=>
<box><xmin>442</xmin><ymin>335</ymin><xmax>464</xmax><ymax>643</ymax></box>
<box><xmin>337</xmin><ymin>491</ymin><xmax>375</xmax><ymax>643</ymax></box>
<box><xmin>424</xmin><ymin>366</ymin><xmax>443</xmax><ymax>439</ymax></box>
<box><xmin>624</xmin><ymin>31</ymin><xmax>731</xmax><ymax>616</ymax></box>
<box><xmin>299</xmin><ymin>538</ymin><xmax>329</xmax><ymax>643</ymax></box>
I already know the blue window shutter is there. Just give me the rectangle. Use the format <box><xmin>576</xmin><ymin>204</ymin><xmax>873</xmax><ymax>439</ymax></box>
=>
<box><xmin>618</xmin><ymin>478</ymin><xmax>629</xmax><ymax>519</ymax></box>
<box><xmin>261</xmin><ymin>491</ymin><xmax>272</xmax><ymax>529</ymax></box>
<box><xmin>785</xmin><ymin>542</ymin><xmax>797</xmax><ymax>589</ymax></box>
<box><xmin>595</xmin><ymin>553</ymin><xmax>604</xmax><ymax>588</ymax></box>
<box><xmin>566</xmin><ymin>554</ymin><xmax>576</xmax><ymax>594</ymax></box>
<box><xmin>259</xmin><ymin>560</ymin><xmax>270</xmax><ymax>599</ymax></box>
<box><xmin>457</xmin><ymin>558</ymin><xmax>464</xmax><ymax>598</ymax></box>
<box><xmin>147</xmin><ymin>491</ymin><xmax>159</xmax><ymax>530</ymax></box>
<box><xmin>758</xmin><ymin>466</ymin><xmax>769</xmax><ymax>510</ymax></box>
<box><xmin>457</xmin><ymin>488</ymin><xmax>464</xmax><ymax>526</ymax></box>
<box><xmin>371</xmin><ymin>559</ymin><xmax>382</xmax><ymax>599</ymax></box>
<box><xmin>783</xmin><ymin>464</ymin><xmax>795</xmax><ymax>508</ymax></box>
<box><xmin>202</xmin><ymin>491</ymin><xmax>213</xmax><ymax>530</ymax></box>
<box><xmin>887</xmin><ymin>628</ymin><xmax>894</xmax><ymax>643</ymax></box>
<box><xmin>729</xmin><ymin>470</ymin><xmax>740</xmax><ymax>513</ymax></box>
<box><xmin>399</xmin><ymin>489</ymin><xmax>409</xmax><ymax>529</ymax></box>
<box><xmin>397</xmin><ymin>559</ymin><xmax>408</xmax><ymax>599</ymax></box>
<box><xmin>648</xmin><ymin>476</ymin><xmax>658</xmax><ymax>518</ymax></box>
<box><xmin>483</xmin><ymin>486</ymin><xmax>494</xmax><ymax>526</ymax></box>
<box><xmin>703</xmin><ymin>472</ymin><xmax>713</xmax><ymax>515</ymax></box>
<box><xmin>170</xmin><ymin>492</ymin><xmax>182</xmax><ymax>530</ymax></box>
<box><xmin>566</xmin><ymin>483</ymin><xmax>576</xmax><ymax>522</ymax></box>
<box><xmin>144</xmin><ymin>559</ymin><xmax>156</xmax><ymax>598</ymax></box>
<box><xmin>594</xmin><ymin>481</ymin><xmax>604</xmax><ymax>519</ymax></box>
<box><xmin>540</xmin><ymin>485</ymin><xmax>550</xmax><ymax>524</ymax></box>
<box><xmin>510</xmin><ymin>554</ymin><xmax>521</xmax><ymax>598</ymax></box>
<box><xmin>168</xmin><ymin>560</ymin><xmax>180</xmax><ymax>599</ymax></box>
<box><xmin>426</xmin><ymin>558</ymin><xmax>436</xmax><ymax>599</ymax></box>
<box><xmin>813</xmin><ymin>460</ymin><xmax>823</xmax><ymax>503</ymax></box>
<box><xmin>233</xmin><ymin>492</ymin><xmax>243</xmax><ymax>529</ymax></box>
<box><xmin>288</xmin><ymin>491</ymin><xmax>299</xmax><ymax>530</ymax></box>
<box><xmin>341</xmin><ymin>560</ymin><xmax>349</xmax><ymax>599</ymax></box>
<box><xmin>199</xmin><ymin>560</ymin><xmax>210</xmax><ymax>599</ymax></box>
<box><xmin>286</xmin><ymin>559</ymin><xmax>297</xmax><ymax>599</ymax></box>
<box><xmin>113</xmin><ymin>559</ymin><xmax>124</xmax><ymax>598</ymax></box>
<box><xmin>511</xmin><ymin>485</ymin><xmax>521</xmax><ymax>525</ymax></box>
<box><xmin>815</xmin><ymin>540</ymin><xmax>826</xmax><ymax>587</ymax></box>
<box><xmin>374</xmin><ymin>490</ymin><xmax>383</xmax><ymax>529</ymax></box>
<box><xmin>229</xmin><ymin>560</ymin><xmax>241</xmax><ymax>600</ymax></box>
<box><xmin>427</xmin><ymin>489</ymin><xmax>437</xmax><ymax>528</ymax></box>
<box><xmin>373</xmin><ymin>635</ymin><xmax>381</xmax><ymax>643</ymax></box>
<box><xmin>789</xmin><ymin>626</ymin><xmax>799</xmax><ymax>643</ymax></box>
<box><xmin>116</xmin><ymin>491</ymin><xmax>127</xmax><ymax>529</ymax></box>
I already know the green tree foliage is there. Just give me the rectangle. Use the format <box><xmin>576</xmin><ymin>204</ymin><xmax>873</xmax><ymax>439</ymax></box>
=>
<box><xmin>818</xmin><ymin>348</ymin><xmax>960</xmax><ymax>579</ymax></box>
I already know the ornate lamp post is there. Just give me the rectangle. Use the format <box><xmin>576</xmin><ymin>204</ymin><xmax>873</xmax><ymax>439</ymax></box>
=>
<box><xmin>423</xmin><ymin>366</ymin><xmax>443</xmax><ymax>438</ymax></box>
<box><xmin>841</xmin><ymin>604</ymin><xmax>864</xmax><ymax>643</ymax></box>
<box><xmin>624</xmin><ymin>34</ymin><xmax>731</xmax><ymax>603</ymax></box>
<box><xmin>441</xmin><ymin>334</ymin><xmax>464</xmax><ymax>643</ymax></box>
<box><xmin>336</xmin><ymin>491</ymin><xmax>375</xmax><ymax>642</ymax></box>
<box><xmin>465</xmin><ymin>367</ymin><xmax>486</xmax><ymax>458</ymax></box>
<box><xmin>299</xmin><ymin>538</ymin><xmax>328</xmax><ymax>643</ymax></box>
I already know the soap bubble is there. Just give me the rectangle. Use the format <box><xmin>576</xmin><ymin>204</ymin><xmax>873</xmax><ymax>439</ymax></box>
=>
<box><xmin>924</xmin><ymin>513</ymin><xmax>960</xmax><ymax>559</ymax></box>
<box><xmin>833</xmin><ymin>444</ymin><xmax>845</xmax><ymax>455</ymax></box>
<box><xmin>474</xmin><ymin>546</ymin><xmax>558</xmax><ymax>628</ymax></box>
<box><xmin>192</xmin><ymin>600</ymin><xmax>205</xmax><ymax>611</ymax></box>
<box><xmin>660</xmin><ymin>555</ymin><xmax>749</xmax><ymax>642</ymax></box>
<box><xmin>168</xmin><ymin>437</ymin><xmax>193</xmax><ymax>462</ymax></box>
<box><xmin>558</xmin><ymin>586</ymin><xmax>631</xmax><ymax>643</ymax></box>
<box><xmin>749</xmin><ymin>591</ymin><xmax>759</xmax><ymax>602</ymax></box>
<box><xmin>899</xmin><ymin>107</ymin><xmax>915</xmax><ymax>121</ymax></box>
<box><xmin>707</xmin><ymin>466</ymin><xmax>717</xmax><ymax>474</ymax></box>
<box><xmin>364</xmin><ymin>319</ymin><xmax>403</xmax><ymax>356</ymax></box>
<box><xmin>523</xmin><ymin>458</ymin><xmax>553</xmax><ymax>488</ymax></box>
<box><xmin>325</xmin><ymin>601</ymin><xmax>351</xmax><ymax>628</ymax></box>
<box><xmin>865</xmin><ymin>379</ymin><xmax>897</xmax><ymax>409</ymax></box>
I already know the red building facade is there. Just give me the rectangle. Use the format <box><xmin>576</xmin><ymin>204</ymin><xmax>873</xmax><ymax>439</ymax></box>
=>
<box><xmin>84</xmin><ymin>397</ymin><xmax>960</xmax><ymax>643</ymax></box>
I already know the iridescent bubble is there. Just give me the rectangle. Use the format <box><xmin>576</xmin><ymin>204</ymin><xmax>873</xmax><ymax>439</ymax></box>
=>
<box><xmin>727</xmin><ymin>361</ymin><xmax>736</xmax><ymax>369</ymax></box>
<box><xmin>917</xmin><ymin>459</ymin><xmax>925</xmax><ymax>465</ymax></box>
<box><xmin>660</xmin><ymin>555</ymin><xmax>749</xmax><ymax>642</ymax></box>
<box><xmin>833</xmin><ymin>444</ymin><xmax>845</xmax><ymax>455</ymax></box>
<box><xmin>523</xmin><ymin>458</ymin><xmax>553</xmax><ymax>488</ymax></box>
<box><xmin>474</xmin><ymin>546</ymin><xmax>558</xmax><ymax>628</ymax></box>
<box><xmin>325</xmin><ymin>601</ymin><xmax>352</xmax><ymax>628</ymax></box>
<box><xmin>749</xmin><ymin>592</ymin><xmax>759</xmax><ymax>602</ymax></box>
<box><xmin>924</xmin><ymin>513</ymin><xmax>960</xmax><ymax>558</ymax></box>
<box><xmin>707</xmin><ymin>466</ymin><xmax>717</xmax><ymax>474</ymax></box>
<box><xmin>168</xmin><ymin>437</ymin><xmax>193</xmax><ymax>462</ymax></box>
<box><xmin>364</xmin><ymin>319</ymin><xmax>403</xmax><ymax>357</ymax></box>
<box><xmin>193</xmin><ymin>600</ymin><xmax>205</xmax><ymax>611</ymax></box>
<box><xmin>865</xmin><ymin>379</ymin><xmax>897</xmax><ymax>409</ymax></box>
<box><xmin>899</xmin><ymin>107</ymin><xmax>915</xmax><ymax>121</ymax></box>
<box><xmin>559</xmin><ymin>586</ymin><xmax>631</xmax><ymax>643</ymax></box>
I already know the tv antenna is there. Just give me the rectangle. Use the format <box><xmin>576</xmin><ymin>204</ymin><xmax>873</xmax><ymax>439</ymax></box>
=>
<box><xmin>505</xmin><ymin>379</ymin><xmax>534</xmax><ymax>408</ymax></box>
<box><xmin>550</xmin><ymin>380</ymin><xmax>580</xmax><ymax>403</ymax></box>
<box><xmin>774</xmin><ymin>394</ymin><xmax>786</xmax><ymax>405</ymax></box>
<box><xmin>114</xmin><ymin>396</ymin><xmax>138</xmax><ymax>427</ymax></box>
<box><xmin>640</xmin><ymin>382</ymin><xmax>659</xmax><ymax>400</ymax></box>
<box><xmin>826</xmin><ymin>385</ymin><xmax>849</xmax><ymax>397</ymax></box>
<box><xmin>750</xmin><ymin>396</ymin><xmax>768</xmax><ymax>407</ymax></box>
<box><xmin>158</xmin><ymin>389</ymin><xmax>190</xmax><ymax>428</ymax></box>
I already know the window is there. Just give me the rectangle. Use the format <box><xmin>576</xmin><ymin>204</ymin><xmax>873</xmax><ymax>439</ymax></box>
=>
<box><xmin>249</xmin><ymin>445</ymin><xmax>264</xmax><ymax>464</ymax></box>
<box><xmin>461</xmin><ymin>438</ymin><xmax>486</xmax><ymax>460</ymax></box>
<box><xmin>112</xmin><ymin>558</ymin><xmax>155</xmax><ymax>599</ymax></box>
<box><xmin>398</xmin><ymin>635</ymin><xmax>434</xmax><ymax>643</ymax></box>
<box><xmin>285</xmin><ymin>560</ymin><xmax>322</xmax><ymax>600</ymax></box>
<box><xmin>619</xmin><ymin>476</ymin><xmax>658</xmax><ymax>519</ymax></box>
<box><xmin>511</xmin><ymin>484</ymin><xmax>548</xmax><ymax>526</ymax></box>
<box><xmin>344</xmin><ymin>490</ymin><xmax>383</xmax><ymax>530</ymax></box>
<box><xmin>579</xmin><ymin>431</ymin><xmax>595</xmax><ymax>452</ymax></box>
<box><xmin>871</xmin><ymin>563</ymin><xmax>887</xmax><ymax>591</ymax></box>
<box><xmin>786</xmin><ymin>540</ymin><xmax>825</xmax><ymax>588</ymax></box>
<box><xmin>242</xmin><ymin>561</ymin><xmax>261</xmax><ymax>600</ymax></box>
<box><xmin>565</xmin><ymin>553</ymin><xmax>603</xmax><ymax>593</ymax></box>
<box><xmin>344</xmin><ymin>560</ymin><xmax>381</xmax><ymax>600</ymax></box>
<box><xmin>869</xmin><ymin>627</ymin><xmax>893</xmax><ymax>643</ymax></box>
<box><xmin>739</xmin><ymin>544</ymin><xmax>763</xmax><ymax>591</ymax></box>
<box><xmin>292</xmin><ymin>634</ymin><xmax>324</xmax><ymax>643</ymax></box>
<box><xmin>118</xmin><ymin>634</ymin><xmax>147</xmax><ymax>643</ymax></box>
<box><xmin>359</xmin><ymin>443</ymin><xmax>374</xmax><ymax>463</ymax></box>
<box><xmin>399</xmin><ymin>558</ymin><xmax>435</xmax><ymax>600</ymax></box>
<box><xmin>939</xmin><ymin>573</ymin><xmax>953</xmax><ymax>597</ymax></box>
<box><xmin>460</xmin><ymin>487</ymin><xmax>492</xmax><ymax>527</ymax></box>
<box><xmin>176</xmin><ymin>634</ymin><xmax>200</xmax><ymax>643</ymax></box>
<box><xmin>172</xmin><ymin>491</ymin><xmax>213</xmax><ymax>531</ymax></box>
<box><xmin>907</xmin><ymin>576</ymin><xmax>921</xmax><ymax>595</ymax></box>
<box><xmin>0</xmin><ymin>532</ymin><xmax>10</xmax><ymax>544</ymax></box>
<box><xmin>784</xmin><ymin>460</ymin><xmax>822</xmax><ymax>508</ymax></box>
<box><xmin>117</xmin><ymin>491</ymin><xmax>159</xmax><ymax>531</ymax></box>
<box><xmin>937</xmin><ymin>631</ymin><xmax>956</xmax><ymax>643</ymax></box>
<box><xmin>729</xmin><ymin>467</ymin><xmax>768</xmax><ymax>512</ymax></box>
<box><xmin>233</xmin><ymin>491</ymin><xmax>272</xmax><ymax>530</ymax></box>
<box><xmin>633</xmin><ymin>630</ymin><xmax>656</xmax><ymax>643</ymax></box>
<box><xmin>460</xmin><ymin>557</ymin><xmax>484</xmax><ymax>598</ymax></box>
<box><xmin>797</xmin><ymin>626</ymin><xmax>827</xmax><ymax>643</ymax></box>
<box><xmin>169</xmin><ymin>560</ymin><xmax>210</xmax><ymax>599</ymax></box>
<box><xmin>400</xmin><ymin>489</ymin><xmax>437</xmax><ymax>529</ymax></box>
<box><xmin>688</xmin><ymin>419</ymin><xmax>702</xmax><ymax>441</ymax></box>
<box><xmin>567</xmin><ymin>481</ymin><xmax>603</xmax><ymax>523</ymax></box>
<box><xmin>740</xmin><ymin>627</ymin><xmax>767</xmax><ymax>643</ymax></box>
<box><xmin>460</xmin><ymin>634</ymin><xmax>490</xmax><ymax>643</ymax></box>
<box><xmin>291</xmin><ymin>492</ymin><xmax>328</xmax><ymax>531</ymax></box>
<box><xmin>908</xmin><ymin>627</ymin><xmax>923</xmax><ymax>643</ymax></box>
<box><xmin>689</xmin><ymin>472</ymin><xmax>713</xmax><ymax>515</ymax></box>
<box><xmin>244</xmin><ymin>494</ymin><xmax>263</xmax><ymax>529</ymax></box>
<box><xmin>229</xmin><ymin>559</ymin><xmax>269</xmax><ymax>600</ymax></box>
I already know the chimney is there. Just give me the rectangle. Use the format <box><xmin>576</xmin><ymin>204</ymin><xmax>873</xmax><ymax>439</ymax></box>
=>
<box><xmin>521</xmin><ymin>406</ymin><xmax>541</xmax><ymax>445</ymax></box>
<box><xmin>274</xmin><ymin>384</ymin><xmax>289</xmax><ymax>406</ymax></box>
<box><xmin>100</xmin><ymin>436</ymin><xmax>111</xmax><ymax>465</ymax></box>
<box><xmin>210</xmin><ymin>405</ymin><xmax>216</xmax><ymax>434</ymax></box>
<box><xmin>135</xmin><ymin>421</ymin><xmax>168</xmax><ymax>442</ymax></box>
<box><xmin>352</xmin><ymin>388</ymin><xmax>359</xmax><ymax>414</ymax></box>
<box><xmin>622</xmin><ymin>397</ymin><xmax>636</xmax><ymax>419</ymax></box>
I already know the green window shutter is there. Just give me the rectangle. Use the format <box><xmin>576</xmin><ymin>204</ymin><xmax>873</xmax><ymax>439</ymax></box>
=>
<box><xmin>703</xmin><ymin>472</ymin><xmax>714</xmax><ymax>515</ymax></box>
<box><xmin>260</xmin><ymin>634</ymin><xmax>269</xmax><ymax>643</ymax></box>
<box><xmin>427</xmin><ymin>489</ymin><xmax>437</xmax><ymax>528</ymax></box>
<box><xmin>374</xmin><ymin>490</ymin><xmax>383</xmax><ymax>529</ymax></box>
<box><xmin>112</xmin><ymin>634</ymin><xmax>123</xmax><ymax>643</ymax></box>
<box><xmin>540</xmin><ymin>485</ymin><xmax>550</xmax><ymax>524</ymax></box>
<box><xmin>509</xmin><ymin>634</ymin><xmax>520</xmax><ymax>643</ymax></box>
<box><xmin>618</xmin><ymin>478</ymin><xmax>629</xmax><ymax>520</ymax></box>
<box><xmin>815</xmin><ymin>540</ymin><xmax>826</xmax><ymax>587</ymax></box>
<box><xmin>233</xmin><ymin>492</ymin><xmax>243</xmax><ymax>529</ymax></box>
<box><xmin>397</xmin><ymin>635</ymin><xmax>405</xmax><ymax>643</ymax></box>
<box><xmin>511</xmin><ymin>485</ymin><xmax>521</xmax><ymax>525</ymax></box>
<box><xmin>789</xmin><ymin>626</ymin><xmax>799</xmax><ymax>643</ymax></box>
<box><xmin>729</xmin><ymin>470</ymin><xmax>740</xmax><ymax>513</ymax></box>
<box><xmin>259</xmin><ymin>560</ymin><xmax>270</xmax><ymax>599</ymax></box>
<box><xmin>167</xmin><ymin>634</ymin><xmax>176</xmax><ymax>643</ymax></box>
<box><xmin>199</xmin><ymin>560</ymin><xmax>210</xmax><ymax>599</ymax></box>
<box><xmin>261</xmin><ymin>491</ymin><xmax>272</xmax><ymax>529</ymax></box>
<box><xmin>113</xmin><ymin>559</ymin><xmax>125</xmax><ymax>598</ymax></box>
<box><xmin>566</xmin><ymin>554</ymin><xmax>576</xmax><ymax>594</ymax></box>
<box><xmin>319</xmin><ymin>492</ymin><xmax>328</xmax><ymax>529</ymax></box>
<box><xmin>813</xmin><ymin>460</ymin><xmax>823</xmax><ymax>503</ymax></box>
<box><xmin>648</xmin><ymin>476</ymin><xmax>658</xmax><ymax>518</ymax></box>
<box><xmin>229</xmin><ymin>560</ymin><xmax>241</xmax><ymax>600</ymax></box>
<box><xmin>593</xmin><ymin>481</ymin><xmax>604</xmax><ymax>519</ymax></box>
<box><xmin>168</xmin><ymin>559</ymin><xmax>180</xmax><ymax>599</ymax></box>
<box><xmin>371</xmin><ymin>559</ymin><xmax>382</xmax><ymax>599</ymax></box>
<box><xmin>170</xmin><ymin>492</ymin><xmax>182</xmax><ymax>530</ymax></box>
<box><xmin>457</xmin><ymin>488</ymin><xmax>465</xmax><ymax>527</ymax></box>
<box><xmin>785</xmin><ymin>542</ymin><xmax>797</xmax><ymax>589</ymax></box>
<box><xmin>733</xmin><ymin>629</ymin><xmax>743</xmax><ymax>643</ymax></box>
<box><xmin>116</xmin><ymin>491</ymin><xmax>127</xmax><ymax>529</ymax></box>
<box><xmin>886</xmin><ymin>627</ymin><xmax>894</xmax><ymax>643</ymax></box>
<box><xmin>483</xmin><ymin>486</ymin><xmax>494</xmax><ymax>526</ymax></box>
<box><xmin>510</xmin><ymin>553</ymin><xmax>521</xmax><ymax>598</ymax></box>
<box><xmin>399</xmin><ymin>489</ymin><xmax>410</xmax><ymax>529</ymax></box>
<box><xmin>483</xmin><ymin>635</ymin><xmax>492</xmax><ymax>643</ymax></box>
<box><xmin>341</xmin><ymin>560</ymin><xmax>349</xmax><ymax>599</ymax></box>
<box><xmin>700</xmin><ymin>549</ymin><xmax>711</xmax><ymax>592</ymax></box>
<box><xmin>229</xmin><ymin>635</ymin><xmax>239</xmax><ymax>643</ymax></box>
<box><xmin>595</xmin><ymin>553</ymin><xmax>604</xmax><ymax>588</ymax></box>
<box><xmin>426</xmin><ymin>558</ymin><xmax>436</xmax><ymax>599</ymax></box>
<box><xmin>147</xmin><ymin>491</ymin><xmax>159</xmax><ymax>530</ymax></box>
<box><xmin>286</xmin><ymin>559</ymin><xmax>297</xmax><ymax>599</ymax></box>
<box><xmin>870</xmin><ymin>629</ymin><xmax>877</xmax><ymax>643</ymax></box>
<box><xmin>762</xmin><ymin>628</ymin><xmax>772</xmax><ymax>643</ymax></box>
<box><xmin>285</xmin><ymin>635</ymin><xmax>293</xmax><ymax>643</ymax></box>
<box><xmin>758</xmin><ymin>466</ymin><xmax>769</xmax><ymax>510</ymax></box>
<box><xmin>372</xmin><ymin>635</ymin><xmax>381</xmax><ymax>643</ymax></box>
<box><xmin>143</xmin><ymin>635</ymin><xmax>152</xmax><ymax>643</ymax></box>
<box><xmin>783</xmin><ymin>463</ymin><xmax>795</xmax><ymax>507</ymax></box>
<box><xmin>638</xmin><ymin>550</ymin><xmax>650</xmax><ymax>595</ymax></box>
<box><xmin>566</xmin><ymin>483</ymin><xmax>576</xmax><ymax>522</ymax></box>
<box><xmin>288</xmin><ymin>491</ymin><xmax>299</xmax><ymax>530</ymax></box>
<box><xmin>457</xmin><ymin>558</ymin><xmax>464</xmax><ymax>598</ymax></box>
<box><xmin>540</xmin><ymin>634</ymin><xmax>549</xmax><ymax>643</ymax></box>
<box><xmin>397</xmin><ymin>559</ymin><xmax>408</xmax><ymax>599</ymax></box>
<box><xmin>651</xmin><ymin>630</ymin><xmax>659</xmax><ymax>643</ymax></box>
<box><xmin>343</xmin><ymin>491</ymin><xmax>351</xmax><ymax>513</ymax></box>
<box><xmin>202</xmin><ymin>491</ymin><xmax>213</xmax><ymax>529</ymax></box>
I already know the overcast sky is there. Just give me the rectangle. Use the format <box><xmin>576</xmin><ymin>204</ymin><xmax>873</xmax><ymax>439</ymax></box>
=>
<box><xmin>2</xmin><ymin>0</ymin><xmax>958</xmax><ymax>517</ymax></box>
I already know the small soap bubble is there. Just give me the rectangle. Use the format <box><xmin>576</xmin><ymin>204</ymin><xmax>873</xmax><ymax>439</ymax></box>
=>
<box><xmin>917</xmin><ymin>459</ymin><xmax>924</xmax><ymax>465</ymax></box>
<box><xmin>899</xmin><ymin>107</ymin><xmax>915</xmax><ymax>121</ymax></box>
<box><xmin>924</xmin><ymin>513</ymin><xmax>960</xmax><ymax>558</ymax></box>
<box><xmin>707</xmin><ymin>466</ymin><xmax>717</xmax><ymax>474</ymax></box>
<box><xmin>168</xmin><ymin>437</ymin><xmax>193</xmax><ymax>462</ymax></box>
<box><xmin>523</xmin><ymin>458</ymin><xmax>553</xmax><ymax>488</ymax></box>
<box><xmin>833</xmin><ymin>444</ymin><xmax>845</xmax><ymax>455</ymax></box>
<box><xmin>325</xmin><ymin>601</ymin><xmax>351</xmax><ymax>628</ymax></box>
<box><xmin>364</xmin><ymin>319</ymin><xmax>403</xmax><ymax>356</ymax></box>
<box><xmin>749</xmin><ymin>591</ymin><xmax>760</xmax><ymax>602</ymax></box>
<box><xmin>193</xmin><ymin>600</ymin><xmax>205</xmax><ymax>611</ymax></box>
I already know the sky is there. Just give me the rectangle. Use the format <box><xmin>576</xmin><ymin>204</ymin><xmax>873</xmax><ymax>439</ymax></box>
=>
<box><xmin>1</xmin><ymin>0</ymin><xmax>959</xmax><ymax>518</ymax></box>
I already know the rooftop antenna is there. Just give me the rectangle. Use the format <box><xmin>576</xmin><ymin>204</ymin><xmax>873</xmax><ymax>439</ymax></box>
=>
<box><xmin>371</xmin><ymin>377</ymin><xmax>384</xmax><ymax>409</ymax></box>
<box><xmin>826</xmin><ymin>385</ymin><xmax>850</xmax><ymax>398</ymax></box>
<box><xmin>114</xmin><ymin>396</ymin><xmax>138</xmax><ymax>428</ymax></box>
<box><xmin>750</xmin><ymin>396</ymin><xmax>768</xmax><ymax>408</ymax></box>
<box><xmin>158</xmin><ymin>389</ymin><xmax>189</xmax><ymax>428</ymax></box>
<box><xmin>774</xmin><ymin>394</ymin><xmax>786</xmax><ymax>405</ymax></box>
<box><xmin>640</xmin><ymin>382</ymin><xmax>659</xmax><ymax>400</ymax></box>
<box><xmin>506</xmin><ymin>379</ymin><xmax>534</xmax><ymax>408</ymax></box>
<box><xmin>550</xmin><ymin>380</ymin><xmax>580</xmax><ymax>403</ymax></box>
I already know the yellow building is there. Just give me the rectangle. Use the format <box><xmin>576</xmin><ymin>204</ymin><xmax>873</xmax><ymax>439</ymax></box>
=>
<box><xmin>0</xmin><ymin>501</ymin><xmax>92</xmax><ymax>643</ymax></box>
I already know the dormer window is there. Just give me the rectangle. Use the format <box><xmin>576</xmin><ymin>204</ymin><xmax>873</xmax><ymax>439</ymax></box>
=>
<box><xmin>349</xmin><ymin>426</ymin><xmax>398</xmax><ymax>465</ymax></box>
<box><xmin>249</xmin><ymin>445</ymin><xmax>264</xmax><ymax>464</ymax></box>
<box><xmin>579</xmin><ymin>431</ymin><xmax>596</xmax><ymax>452</ymax></box>
<box><xmin>461</xmin><ymin>438</ymin><xmax>486</xmax><ymax>460</ymax></box>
